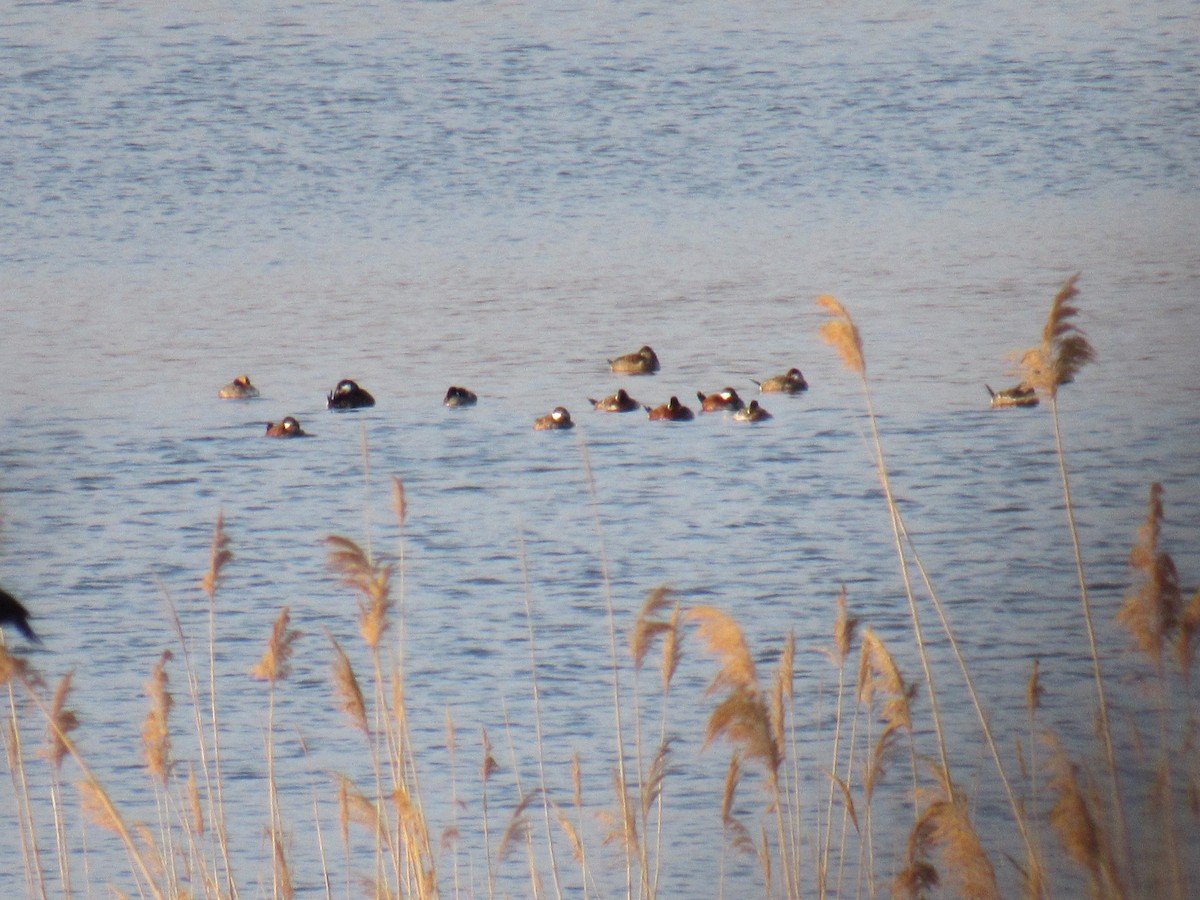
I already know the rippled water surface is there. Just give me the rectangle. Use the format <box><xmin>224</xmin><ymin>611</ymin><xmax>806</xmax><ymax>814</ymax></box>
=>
<box><xmin>3</xmin><ymin>0</ymin><xmax>1199</xmax><ymax>895</ymax></box>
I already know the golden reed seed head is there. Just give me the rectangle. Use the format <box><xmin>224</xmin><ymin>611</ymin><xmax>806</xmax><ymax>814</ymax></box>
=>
<box><xmin>817</xmin><ymin>295</ymin><xmax>866</xmax><ymax>375</ymax></box>
<box><xmin>251</xmin><ymin>607</ymin><xmax>300</xmax><ymax>683</ymax></box>
<box><xmin>686</xmin><ymin>605</ymin><xmax>759</xmax><ymax>695</ymax></box>
<box><xmin>1020</xmin><ymin>274</ymin><xmax>1095</xmax><ymax>398</ymax></box>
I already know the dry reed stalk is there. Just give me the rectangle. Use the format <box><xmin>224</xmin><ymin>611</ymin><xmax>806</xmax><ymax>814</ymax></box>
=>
<box><xmin>894</xmin><ymin>768</ymin><xmax>999</xmax><ymax>900</ymax></box>
<box><xmin>1118</xmin><ymin>483</ymin><xmax>1187</xmax><ymax>900</ymax></box>
<box><xmin>1019</xmin><ymin>275</ymin><xmax>1124</xmax><ymax>872</ymax></box>
<box><xmin>480</xmin><ymin>728</ymin><xmax>499</xmax><ymax>900</ymax></box>
<box><xmin>515</xmin><ymin>527</ymin><xmax>566</xmax><ymax>900</ymax></box>
<box><xmin>577</xmin><ymin>437</ymin><xmax>637</xmax><ymax>899</ymax></box>
<box><xmin>269</xmin><ymin>827</ymin><xmax>294</xmax><ymax>900</ymax></box>
<box><xmin>6</xmin><ymin>714</ymin><xmax>47</xmax><ymax>900</ymax></box>
<box><xmin>689</xmin><ymin>606</ymin><xmax>786</xmax><ymax>895</ymax></box>
<box><xmin>198</xmin><ymin>513</ymin><xmax>238</xmax><ymax>900</ymax></box>
<box><xmin>1179</xmin><ymin>588</ymin><xmax>1200</xmax><ymax>681</ymax></box>
<box><xmin>42</xmin><ymin>670</ymin><xmax>79</xmax><ymax>772</ymax></box>
<box><xmin>11</xmin><ymin>650</ymin><xmax>164</xmax><ymax>898</ymax></box>
<box><xmin>770</xmin><ymin>632</ymin><xmax>799</xmax><ymax>899</ymax></box>
<box><xmin>629</xmin><ymin>585</ymin><xmax>683</xmax><ymax>898</ymax></box>
<box><xmin>444</xmin><ymin>709</ymin><xmax>461</xmax><ymax>897</ymax></box>
<box><xmin>39</xmin><ymin>670</ymin><xmax>78</xmax><ymax>898</ymax></box>
<box><xmin>76</xmin><ymin>775</ymin><xmax>165</xmax><ymax>899</ymax></box>
<box><xmin>1022</xmin><ymin>660</ymin><xmax>1048</xmax><ymax>899</ymax></box>
<box><xmin>816</xmin><ymin>296</ymin><xmax>952</xmax><ymax>785</ymax></box>
<box><xmin>890</xmin><ymin>512</ymin><xmax>1040</xmax><ymax>869</ymax></box>
<box><xmin>821</xmin><ymin>588</ymin><xmax>859</xmax><ymax>900</ymax></box>
<box><xmin>1043</xmin><ymin>733</ymin><xmax>1125</xmax><ymax>899</ymax></box>
<box><xmin>187</xmin><ymin>764</ymin><xmax>204</xmax><ymax>835</ymax></box>
<box><xmin>251</xmin><ymin>607</ymin><xmax>299</xmax><ymax>900</ymax></box>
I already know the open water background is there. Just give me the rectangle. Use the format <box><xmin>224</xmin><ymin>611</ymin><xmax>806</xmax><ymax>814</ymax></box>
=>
<box><xmin>2</xmin><ymin>0</ymin><xmax>1199</xmax><ymax>895</ymax></box>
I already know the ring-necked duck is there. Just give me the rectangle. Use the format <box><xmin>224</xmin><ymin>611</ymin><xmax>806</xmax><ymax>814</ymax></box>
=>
<box><xmin>608</xmin><ymin>346</ymin><xmax>660</xmax><ymax>375</ymax></box>
<box><xmin>533</xmin><ymin>407</ymin><xmax>575</xmax><ymax>430</ymax></box>
<box><xmin>327</xmin><ymin>379</ymin><xmax>375</xmax><ymax>409</ymax></box>
<box><xmin>219</xmin><ymin>375</ymin><xmax>260</xmax><ymax>399</ymax></box>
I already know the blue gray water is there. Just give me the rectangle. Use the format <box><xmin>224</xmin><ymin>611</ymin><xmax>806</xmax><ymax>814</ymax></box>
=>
<box><xmin>3</xmin><ymin>0</ymin><xmax>1199</xmax><ymax>895</ymax></box>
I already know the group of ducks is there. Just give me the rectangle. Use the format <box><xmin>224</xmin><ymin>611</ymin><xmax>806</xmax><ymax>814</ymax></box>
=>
<box><xmin>220</xmin><ymin>343</ymin><xmax>1038</xmax><ymax>440</ymax></box>
<box><xmin>218</xmin><ymin>346</ymin><xmax>812</xmax><ymax>438</ymax></box>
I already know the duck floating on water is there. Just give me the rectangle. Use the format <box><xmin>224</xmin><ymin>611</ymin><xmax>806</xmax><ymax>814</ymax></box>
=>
<box><xmin>645</xmin><ymin>396</ymin><xmax>695</xmax><ymax>421</ymax></box>
<box><xmin>608</xmin><ymin>346</ymin><xmax>660</xmax><ymax>375</ymax></box>
<box><xmin>0</xmin><ymin>584</ymin><xmax>40</xmax><ymax>643</ymax></box>
<box><xmin>589</xmin><ymin>388</ymin><xmax>641</xmax><ymax>412</ymax></box>
<box><xmin>986</xmin><ymin>383</ymin><xmax>1039</xmax><ymax>408</ymax></box>
<box><xmin>265</xmin><ymin>416</ymin><xmax>308</xmax><ymax>437</ymax></box>
<box><xmin>327</xmin><ymin>379</ymin><xmax>375</xmax><ymax>409</ymax></box>
<box><xmin>752</xmin><ymin>368</ymin><xmax>808</xmax><ymax>393</ymax></box>
<box><xmin>533</xmin><ymin>407</ymin><xmax>575</xmax><ymax>430</ymax></box>
<box><xmin>219</xmin><ymin>375</ymin><xmax>260</xmax><ymax>399</ymax></box>
<box><xmin>444</xmin><ymin>386</ymin><xmax>478</xmax><ymax>408</ymax></box>
<box><xmin>697</xmin><ymin>387</ymin><xmax>745</xmax><ymax>412</ymax></box>
<box><xmin>733</xmin><ymin>400</ymin><xmax>772</xmax><ymax>422</ymax></box>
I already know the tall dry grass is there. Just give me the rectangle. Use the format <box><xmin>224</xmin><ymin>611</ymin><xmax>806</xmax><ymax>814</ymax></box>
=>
<box><xmin>3</xmin><ymin>276</ymin><xmax>1198</xmax><ymax>899</ymax></box>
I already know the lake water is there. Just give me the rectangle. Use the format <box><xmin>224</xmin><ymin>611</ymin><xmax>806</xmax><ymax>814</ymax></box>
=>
<box><xmin>3</xmin><ymin>0</ymin><xmax>1199</xmax><ymax>896</ymax></box>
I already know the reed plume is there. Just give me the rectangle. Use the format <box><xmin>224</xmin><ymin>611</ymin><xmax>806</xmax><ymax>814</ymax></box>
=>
<box><xmin>895</xmin><ymin>768</ymin><xmax>999</xmax><ymax>900</ymax></box>
<box><xmin>1018</xmin><ymin>273</ymin><xmax>1095</xmax><ymax>399</ymax></box>
<box><xmin>326</xmin><ymin>535</ymin><xmax>395</xmax><ymax>651</ymax></box>
<box><xmin>1043</xmin><ymin>733</ymin><xmax>1125</xmax><ymax>899</ymax></box>
<box><xmin>329</xmin><ymin>634</ymin><xmax>368</xmax><ymax>735</ymax></box>
<box><xmin>200</xmin><ymin>511</ymin><xmax>232</xmax><ymax>600</ymax></box>
<box><xmin>1118</xmin><ymin>483</ymin><xmax>1181</xmax><ymax>670</ymax></box>
<box><xmin>250</xmin><ymin>606</ymin><xmax>300</xmax><ymax>684</ymax></box>
<box><xmin>688</xmin><ymin>606</ymin><xmax>780</xmax><ymax>781</ymax></box>
<box><xmin>817</xmin><ymin>295</ymin><xmax>865</xmax><ymax>375</ymax></box>
<box><xmin>141</xmin><ymin>650</ymin><xmax>174</xmax><ymax>784</ymax></box>
<box><xmin>857</xmin><ymin>629</ymin><xmax>916</xmax><ymax>737</ymax></box>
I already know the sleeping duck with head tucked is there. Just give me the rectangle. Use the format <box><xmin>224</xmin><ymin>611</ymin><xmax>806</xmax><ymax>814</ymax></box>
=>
<box><xmin>608</xmin><ymin>345</ymin><xmax>660</xmax><ymax>375</ymax></box>
<box><xmin>219</xmin><ymin>375</ymin><xmax>260</xmax><ymax>399</ymax></box>
<box><xmin>645</xmin><ymin>396</ymin><xmax>694</xmax><ymax>421</ymax></box>
<box><xmin>443</xmin><ymin>386</ymin><xmax>478</xmax><ymax>408</ymax></box>
<box><xmin>752</xmin><ymin>368</ymin><xmax>808</xmax><ymax>394</ymax></box>
<box><xmin>265</xmin><ymin>416</ymin><xmax>308</xmax><ymax>437</ymax></box>
<box><xmin>733</xmin><ymin>400</ymin><xmax>772</xmax><ymax>422</ymax></box>
<box><xmin>696</xmin><ymin>387</ymin><xmax>745</xmax><ymax>412</ymax></box>
<box><xmin>589</xmin><ymin>388</ymin><xmax>641</xmax><ymax>412</ymax></box>
<box><xmin>533</xmin><ymin>407</ymin><xmax>575</xmax><ymax>430</ymax></box>
<box><xmin>986</xmin><ymin>383</ymin><xmax>1039</xmax><ymax>408</ymax></box>
<box><xmin>327</xmin><ymin>379</ymin><xmax>375</xmax><ymax>409</ymax></box>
